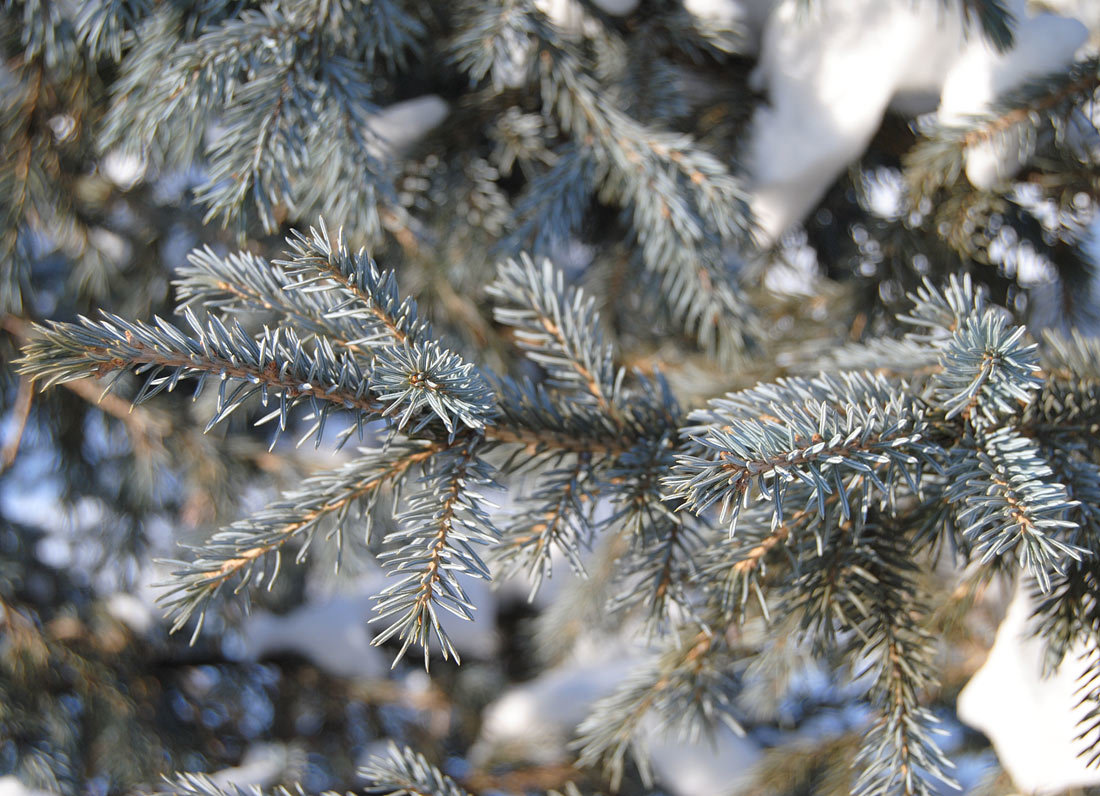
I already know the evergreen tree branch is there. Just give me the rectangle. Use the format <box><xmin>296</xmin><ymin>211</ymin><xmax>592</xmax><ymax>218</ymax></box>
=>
<box><xmin>175</xmin><ymin>246</ymin><xmax>377</xmax><ymax>359</ymax></box>
<box><xmin>19</xmin><ymin>230</ymin><xmax>499</xmax><ymax>442</ymax></box>
<box><xmin>781</xmin><ymin>515</ymin><xmax>955</xmax><ymax>795</ymax></box>
<box><xmin>17</xmin><ymin>311</ymin><xmax>383</xmax><ymax>445</ymax></box>
<box><xmin>668</xmin><ymin>372</ymin><xmax>929</xmax><ymax>533</ymax></box>
<box><xmin>899</xmin><ymin>273</ymin><xmax>988</xmax><ymax>339</ymax></box>
<box><xmin>852</xmin><ymin>587</ymin><xmax>956</xmax><ymax>796</ymax></box>
<box><xmin>613</xmin><ymin>509</ymin><xmax>699</xmax><ymax>629</ymax></box>
<box><xmin>372</xmin><ymin>438</ymin><xmax>500</xmax><ymax>667</ymax></box>
<box><xmin>160</xmin><ymin>441</ymin><xmax>444</xmax><ymax>638</ymax></box>
<box><xmin>195</xmin><ymin>57</ymin><xmax>301</xmax><ymax>230</ymax></box>
<box><xmin>945</xmin><ymin>428</ymin><xmax>1082</xmax><ymax>591</ymax></box>
<box><xmin>952</xmin><ymin>0</ymin><xmax>1016</xmax><ymax>52</ymax></box>
<box><xmin>278</xmin><ymin>223</ymin><xmax>430</xmax><ymax>348</ymax></box>
<box><xmin>906</xmin><ymin>57</ymin><xmax>1100</xmax><ymax>199</ymax></box>
<box><xmin>74</xmin><ymin>0</ymin><xmax>152</xmax><ymax>62</ymax></box>
<box><xmin>489</xmin><ymin>254</ymin><xmax>618</xmax><ymax>413</ymax></box>
<box><xmin>1041</xmin><ymin>327</ymin><xmax>1100</xmax><ymax>382</ymax></box>
<box><xmin>361</xmin><ymin>743</ymin><xmax>472</xmax><ymax>796</ymax></box>
<box><xmin>931</xmin><ymin>307</ymin><xmax>1041</xmax><ymax>425</ymax></box>
<box><xmin>610</xmin><ymin>440</ymin><xmax>701</xmax><ymax>627</ymax></box>
<box><xmin>454</xmin><ymin>0</ymin><xmax>757</xmax><ymax>362</ymax></box>
<box><xmin>574</xmin><ymin>625</ymin><xmax>742</xmax><ymax>789</ymax></box>
<box><xmin>494</xmin><ymin>451</ymin><xmax>596</xmax><ymax>597</ymax></box>
<box><xmin>159</xmin><ymin>772</ymin><xmax>339</xmax><ymax>796</ymax></box>
<box><xmin>102</xmin><ymin>3</ymin><xmax>404</xmax><ymax>233</ymax></box>
<box><xmin>485</xmin><ymin>413</ymin><xmax>635</xmax><ymax>455</ymax></box>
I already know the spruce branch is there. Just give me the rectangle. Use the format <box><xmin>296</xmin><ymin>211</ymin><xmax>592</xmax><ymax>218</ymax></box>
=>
<box><xmin>504</xmin><ymin>145</ymin><xmax>597</xmax><ymax>255</ymax></box>
<box><xmin>535</xmin><ymin>33</ymin><xmax>757</xmax><ymax>361</ymax></box>
<box><xmin>574</xmin><ymin>625</ymin><xmax>742</xmax><ymax>789</ymax></box>
<box><xmin>194</xmin><ymin>56</ymin><xmax>302</xmax><ymax>230</ymax></box>
<box><xmin>613</xmin><ymin>509</ymin><xmax>699</xmax><ymax>629</ymax></box>
<box><xmin>609</xmin><ymin>440</ymin><xmax>702</xmax><ymax>627</ymax></box>
<box><xmin>1041</xmin><ymin>327</ymin><xmax>1100</xmax><ymax>382</ymax></box>
<box><xmin>899</xmin><ymin>273</ymin><xmax>987</xmax><ymax>340</ymax></box>
<box><xmin>697</xmin><ymin>502</ymin><xmax>800</xmax><ymax>622</ymax></box>
<box><xmin>487</xmin><ymin>393</ymin><xmax>637</xmax><ymax>455</ymax></box>
<box><xmin>488</xmin><ymin>255</ymin><xmax>682</xmax><ymax>454</ymax></box>
<box><xmin>351</xmin><ymin>0</ymin><xmax>425</xmax><ymax>71</ymax></box>
<box><xmin>494</xmin><ymin>451</ymin><xmax>596</xmax><ymax>597</ymax></box>
<box><xmin>277</xmin><ymin>223</ymin><xmax>432</xmax><ymax>348</ymax></box>
<box><xmin>850</xmin><ymin>564</ymin><xmax>956</xmax><ymax>796</ymax></box>
<box><xmin>17</xmin><ymin>311</ymin><xmax>382</xmax><ymax>445</ymax></box>
<box><xmin>931</xmin><ymin>307</ymin><xmax>1042</xmax><ymax>425</ymax></box>
<box><xmin>780</xmin><ymin>514</ymin><xmax>955</xmax><ymax>795</ymax></box>
<box><xmin>159</xmin><ymin>441</ymin><xmax>444</xmax><ymax>639</ymax></box>
<box><xmin>21</xmin><ymin>230</ymin><xmax>498</xmax><ymax>445</ymax></box>
<box><xmin>455</xmin><ymin>0</ymin><xmax>758</xmax><ymax>362</ymax></box>
<box><xmin>817</xmin><ymin>337</ymin><xmax>942</xmax><ymax>382</ymax></box>
<box><xmin>101</xmin><ymin>3</ymin><xmax>402</xmax><ymax>232</ymax></box>
<box><xmin>668</xmin><ymin>372</ymin><xmax>929</xmax><ymax>533</ymax></box>
<box><xmin>370</xmin><ymin>342</ymin><xmax>498</xmax><ymax>437</ymax></box>
<box><xmin>950</xmin><ymin>0</ymin><xmax>1016</xmax><ymax>52</ymax></box>
<box><xmin>15</xmin><ymin>0</ymin><xmax>1100</xmax><ymax>788</ymax></box>
<box><xmin>714</xmin><ymin>483</ymin><xmax>870</xmax><ymax>631</ymax></box>
<box><xmin>100</xmin><ymin>6</ymin><xmax>282</xmax><ymax>167</ymax></box>
<box><xmin>945</xmin><ymin>428</ymin><xmax>1082</xmax><ymax>591</ymax></box>
<box><xmin>1052</xmin><ymin>453</ymin><xmax>1100</xmax><ymax>553</ymax></box>
<box><xmin>159</xmin><ymin>773</ymin><xmax>299</xmax><ymax>796</ymax></box>
<box><xmin>781</xmin><ymin>484</ymin><xmax>883</xmax><ymax>653</ymax></box>
<box><xmin>361</xmin><ymin>743</ymin><xmax>472</xmax><ymax>796</ymax></box>
<box><xmin>372</xmin><ymin>439</ymin><xmax>501</xmax><ymax>667</ymax></box>
<box><xmin>74</xmin><ymin>0</ymin><xmax>152</xmax><ymax>62</ymax></box>
<box><xmin>1034</xmin><ymin>560</ymin><xmax>1100</xmax><ymax>677</ymax></box>
<box><xmin>905</xmin><ymin>57</ymin><xmax>1100</xmax><ymax>199</ymax></box>
<box><xmin>489</xmin><ymin>254</ymin><xmax>618</xmax><ymax>413</ymax></box>
<box><xmin>175</xmin><ymin>246</ymin><xmax>377</xmax><ymax>359</ymax></box>
<box><xmin>1024</xmin><ymin>375</ymin><xmax>1100</xmax><ymax>434</ymax></box>
<box><xmin>1074</xmin><ymin>639</ymin><xmax>1100</xmax><ymax>768</ymax></box>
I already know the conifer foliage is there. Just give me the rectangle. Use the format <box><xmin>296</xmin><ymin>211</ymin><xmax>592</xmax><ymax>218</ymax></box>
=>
<box><xmin>6</xmin><ymin>0</ymin><xmax>1100</xmax><ymax>795</ymax></box>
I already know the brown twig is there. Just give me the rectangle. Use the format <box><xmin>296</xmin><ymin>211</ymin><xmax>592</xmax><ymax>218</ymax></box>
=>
<box><xmin>1</xmin><ymin>376</ymin><xmax>33</xmax><ymax>473</ymax></box>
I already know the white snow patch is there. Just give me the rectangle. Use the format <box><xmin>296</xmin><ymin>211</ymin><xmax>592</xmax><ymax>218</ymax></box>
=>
<box><xmin>207</xmin><ymin>743</ymin><xmax>294</xmax><ymax>790</ymax></box>
<box><xmin>471</xmin><ymin>644</ymin><xmax>641</xmax><ymax>766</ymax></box>
<box><xmin>0</xmin><ymin>779</ymin><xmax>56</xmax><ymax>796</ymax></box>
<box><xmin>471</xmin><ymin>643</ymin><xmax>765</xmax><ymax>794</ymax></box>
<box><xmin>236</xmin><ymin>590</ymin><xmax>390</xmax><ymax>680</ymax></box>
<box><xmin>105</xmin><ymin>592</ymin><xmax>156</xmax><ymax>635</ymax></box>
<box><xmin>368</xmin><ymin>96</ymin><xmax>450</xmax><ymax>156</ymax></box>
<box><xmin>958</xmin><ymin>581</ymin><xmax>1100</xmax><ymax>795</ymax></box>
<box><xmin>235</xmin><ymin>568</ymin><xmax>498</xmax><ymax>679</ymax></box>
<box><xmin>100</xmin><ymin>151</ymin><xmax>147</xmax><ymax>191</ymax></box>
<box><xmin>535</xmin><ymin>0</ymin><xmax>586</xmax><ymax>34</ymax></box>
<box><xmin>863</xmin><ymin>167</ymin><xmax>906</xmax><ymax>219</ymax></box>
<box><xmin>47</xmin><ymin>114</ymin><xmax>76</xmax><ymax>143</ymax></box>
<box><xmin>746</xmin><ymin>0</ymin><xmax>961</xmax><ymax>243</ymax></box>
<box><xmin>646</xmin><ymin>722</ymin><xmax>763</xmax><ymax>796</ymax></box>
<box><xmin>746</xmin><ymin>0</ymin><xmax>1090</xmax><ymax>243</ymax></box>
<box><xmin>1042</xmin><ymin>0</ymin><xmax>1100</xmax><ymax>47</ymax></box>
<box><xmin>590</xmin><ymin>0</ymin><xmax>639</xmax><ymax>15</ymax></box>
<box><xmin>938</xmin><ymin>5</ymin><xmax>1087</xmax><ymax>190</ymax></box>
<box><xmin>765</xmin><ymin>234</ymin><xmax>819</xmax><ymax>295</ymax></box>
<box><xmin>685</xmin><ymin>0</ymin><xmax>774</xmax><ymax>52</ymax></box>
<box><xmin>88</xmin><ymin>227</ymin><xmax>131</xmax><ymax>264</ymax></box>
